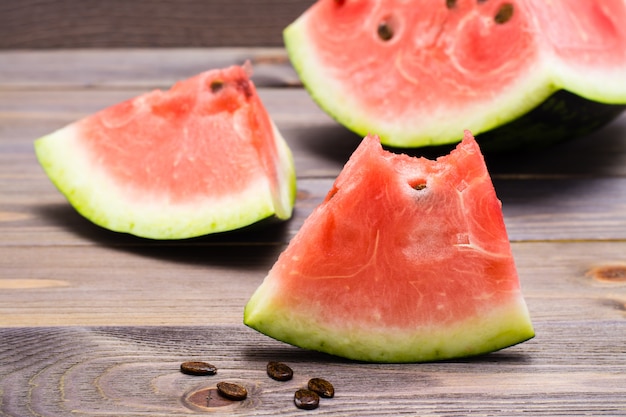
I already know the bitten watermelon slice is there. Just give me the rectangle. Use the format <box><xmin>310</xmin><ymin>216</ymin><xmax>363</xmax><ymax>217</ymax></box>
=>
<box><xmin>244</xmin><ymin>131</ymin><xmax>534</xmax><ymax>363</ymax></box>
<box><xmin>284</xmin><ymin>0</ymin><xmax>626</xmax><ymax>150</ymax></box>
<box><xmin>35</xmin><ymin>65</ymin><xmax>296</xmax><ymax>239</ymax></box>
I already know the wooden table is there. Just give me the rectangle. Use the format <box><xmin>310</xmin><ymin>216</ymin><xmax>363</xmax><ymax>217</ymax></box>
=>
<box><xmin>1</xmin><ymin>48</ymin><xmax>626</xmax><ymax>416</ymax></box>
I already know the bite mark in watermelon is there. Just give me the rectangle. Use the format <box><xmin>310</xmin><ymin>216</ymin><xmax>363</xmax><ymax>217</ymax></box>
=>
<box><xmin>284</xmin><ymin>0</ymin><xmax>626</xmax><ymax>149</ymax></box>
<box><xmin>35</xmin><ymin>65</ymin><xmax>296</xmax><ymax>239</ymax></box>
<box><xmin>244</xmin><ymin>131</ymin><xmax>534</xmax><ymax>363</ymax></box>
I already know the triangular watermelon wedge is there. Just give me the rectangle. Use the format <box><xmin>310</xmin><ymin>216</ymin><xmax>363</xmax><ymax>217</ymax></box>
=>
<box><xmin>284</xmin><ymin>0</ymin><xmax>626</xmax><ymax>149</ymax></box>
<box><xmin>35</xmin><ymin>65</ymin><xmax>296</xmax><ymax>239</ymax></box>
<box><xmin>244</xmin><ymin>131</ymin><xmax>534</xmax><ymax>363</ymax></box>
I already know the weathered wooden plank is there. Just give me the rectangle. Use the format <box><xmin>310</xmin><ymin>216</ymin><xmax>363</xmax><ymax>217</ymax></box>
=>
<box><xmin>0</xmin><ymin>243</ymin><xmax>278</xmax><ymax>327</ymax></box>
<box><xmin>1</xmin><ymin>322</ymin><xmax>625</xmax><ymax>416</ymax></box>
<box><xmin>0</xmin><ymin>1</ymin><xmax>314</xmax><ymax>49</ymax></box>
<box><xmin>3</xmin><ymin>169</ymin><xmax>626</xmax><ymax>247</ymax></box>
<box><xmin>495</xmin><ymin>176</ymin><xmax>626</xmax><ymax>241</ymax></box>
<box><xmin>0</xmin><ymin>49</ymin><xmax>299</xmax><ymax>90</ymax></box>
<box><xmin>1</xmin><ymin>240</ymin><xmax>625</xmax><ymax>326</ymax></box>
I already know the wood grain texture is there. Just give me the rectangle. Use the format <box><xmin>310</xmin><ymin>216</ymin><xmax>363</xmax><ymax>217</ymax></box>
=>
<box><xmin>0</xmin><ymin>49</ymin><xmax>300</xmax><ymax>90</ymax></box>
<box><xmin>4</xmin><ymin>171</ymin><xmax>626</xmax><ymax>247</ymax></box>
<box><xmin>0</xmin><ymin>1</ymin><xmax>315</xmax><ymax>48</ymax></box>
<box><xmin>1</xmin><ymin>240</ymin><xmax>625</xmax><ymax>326</ymax></box>
<box><xmin>1</xmin><ymin>323</ymin><xmax>626</xmax><ymax>416</ymax></box>
<box><xmin>1</xmin><ymin>48</ymin><xmax>626</xmax><ymax>416</ymax></box>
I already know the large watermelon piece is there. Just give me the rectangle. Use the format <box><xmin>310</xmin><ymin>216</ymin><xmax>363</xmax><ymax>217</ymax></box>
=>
<box><xmin>284</xmin><ymin>0</ymin><xmax>626</xmax><ymax>150</ymax></box>
<box><xmin>35</xmin><ymin>65</ymin><xmax>296</xmax><ymax>239</ymax></box>
<box><xmin>244</xmin><ymin>131</ymin><xmax>534</xmax><ymax>363</ymax></box>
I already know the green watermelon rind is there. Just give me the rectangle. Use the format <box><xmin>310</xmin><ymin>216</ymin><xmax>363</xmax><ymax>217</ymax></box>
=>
<box><xmin>34</xmin><ymin>122</ymin><xmax>297</xmax><ymax>240</ymax></box>
<box><xmin>244</xmin><ymin>282</ymin><xmax>534</xmax><ymax>363</ymax></box>
<box><xmin>476</xmin><ymin>89</ymin><xmax>626</xmax><ymax>151</ymax></box>
<box><xmin>283</xmin><ymin>13</ymin><xmax>626</xmax><ymax>150</ymax></box>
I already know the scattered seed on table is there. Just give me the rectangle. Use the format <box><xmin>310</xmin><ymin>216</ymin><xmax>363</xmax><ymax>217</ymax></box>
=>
<box><xmin>180</xmin><ymin>361</ymin><xmax>218</xmax><ymax>376</ymax></box>
<box><xmin>266</xmin><ymin>361</ymin><xmax>294</xmax><ymax>381</ymax></box>
<box><xmin>294</xmin><ymin>388</ymin><xmax>320</xmax><ymax>410</ymax></box>
<box><xmin>216</xmin><ymin>382</ymin><xmax>248</xmax><ymax>401</ymax></box>
<box><xmin>308</xmin><ymin>377</ymin><xmax>335</xmax><ymax>398</ymax></box>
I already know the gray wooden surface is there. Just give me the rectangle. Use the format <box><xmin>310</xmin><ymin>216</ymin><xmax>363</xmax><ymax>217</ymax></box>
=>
<box><xmin>1</xmin><ymin>48</ymin><xmax>626</xmax><ymax>416</ymax></box>
<box><xmin>0</xmin><ymin>1</ymin><xmax>314</xmax><ymax>48</ymax></box>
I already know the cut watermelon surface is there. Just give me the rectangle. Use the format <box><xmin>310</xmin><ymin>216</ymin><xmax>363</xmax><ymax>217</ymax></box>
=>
<box><xmin>245</xmin><ymin>131</ymin><xmax>534</xmax><ymax>363</ymax></box>
<box><xmin>284</xmin><ymin>0</ymin><xmax>626</xmax><ymax>149</ymax></box>
<box><xmin>35</xmin><ymin>65</ymin><xmax>296</xmax><ymax>239</ymax></box>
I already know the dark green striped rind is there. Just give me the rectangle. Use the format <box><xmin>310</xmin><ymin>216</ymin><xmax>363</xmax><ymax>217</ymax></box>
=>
<box><xmin>471</xmin><ymin>90</ymin><xmax>625</xmax><ymax>152</ymax></box>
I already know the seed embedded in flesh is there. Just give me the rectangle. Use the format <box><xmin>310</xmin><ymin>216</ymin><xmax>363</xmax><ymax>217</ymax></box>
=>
<box><xmin>180</xmin><ymin>361</ymin><xmax>218</xmax><ymax>376</ymax></box>
<box><xmin>266</xmin><ymin>361</ymin><xmax>294</xmax><ymax>381</ymax></box>
<box><xmin>494</xmin><ymin>3</ymin><xmax>514</xmax><ymax>24</ymax></box>
<box><xmin>377</xmin><ymin>21</ymin><xmax>394</xmax><ymax>41</ymax></box>
<box><xmin>307</xmin><ymin>377</ymin><xmax>335</xmax><ymax>398</ymax></box>
<box><xmin>446</xmin><ymin>0</ymin><xmax>457</xmax><ymax>9</ymax></box>
<box><xmin>294</xmin><ymin>389</ymin><xmax>320</xmax><ymax>410</ymax></box>
<box><xmin>216</xmin><ymin>382</ymin><xmax>248</xmax><ymax>401</ymax></box>
<box><xmin>209</xmin><ymin>80</ymin><xmax>224</xmax><ymax>93</ymax></box>
<box><xmin>410</xmin><ymin>180</ymin><xmax>427</xmax><ymax>191</ymax></box>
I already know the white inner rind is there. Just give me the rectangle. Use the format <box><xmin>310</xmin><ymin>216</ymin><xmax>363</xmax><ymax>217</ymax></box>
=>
<box><xmin>269</xmin><ymin>123</ymin><xmax>298</xmax><ymax>221</ymax></box>
<box><xmin>244</xmin><ymin>277</ymin><xmax>534</xmax><ymax>363</ymax></box>
<box><xmin>35</xmin><ymin>122</ymin><xmax>296</xmax><ymax>240</ymax></box>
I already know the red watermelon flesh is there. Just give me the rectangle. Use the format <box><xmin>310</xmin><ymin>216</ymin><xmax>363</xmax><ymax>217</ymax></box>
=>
<box><xmin>244</xmin><ymin>131</ymin><xmax>534</xmax><ymax>363</ymax></box>
<box><xmin>35</xmin><ymin>65</ymin><xmax>296</xmax><ymax>239</ymax></box>
<box><xmin>284</xmin><ymin>0</ymin><xmax>626</xmax><ymax>148</ymax></box>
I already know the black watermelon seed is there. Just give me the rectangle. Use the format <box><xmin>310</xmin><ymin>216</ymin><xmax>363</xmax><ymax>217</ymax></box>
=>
<box><xmin>209</xmin><ymin>80</ymin><xmax>224</xmax><ymax>93</ymax></box>
<box><xmin>494</xmin><ymin>3</ymin><xmax>514</xmax><ymax>24</ymax></box>
<box><xmin>377</xmin><ymin>21</ymin><xmax>394</xmax><ymax>41</ymax></box>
